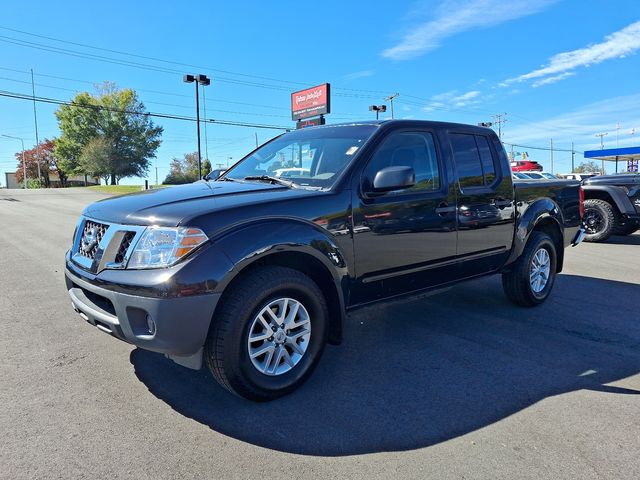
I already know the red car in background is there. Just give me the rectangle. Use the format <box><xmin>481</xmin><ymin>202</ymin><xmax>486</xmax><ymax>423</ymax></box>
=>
<box><xmin>511</xmin><ymin>160</ymin><xmax>543</xmax><ymax>172</ymax></box>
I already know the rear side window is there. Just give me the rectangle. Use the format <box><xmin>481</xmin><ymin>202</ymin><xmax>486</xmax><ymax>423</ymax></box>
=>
<box><xmin>476</xmin><ymin>136</ymin><xmax>496</xmax><ymax>184</ymax></box>
<box><xmin>450</xmin><ymin>133</ymin><xmax>499</xmax><ymax>189</ymax></box>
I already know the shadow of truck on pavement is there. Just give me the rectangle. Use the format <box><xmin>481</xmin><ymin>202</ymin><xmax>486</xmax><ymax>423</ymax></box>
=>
<box><xmin>131</xmin><ymin>273</ymin><xmax>640</xmax><ymax>456</ymax></box>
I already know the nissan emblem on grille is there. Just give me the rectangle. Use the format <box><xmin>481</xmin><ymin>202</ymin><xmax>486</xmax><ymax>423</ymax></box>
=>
<box><xmin>81</xmin><ymin>226</ymin><xmax>98</xmax><ymax>253</ymax></box>
<box><xmin>78</xmin><ymin>221</ymin><xmax>107</xmax><ymax>260</ymax></box>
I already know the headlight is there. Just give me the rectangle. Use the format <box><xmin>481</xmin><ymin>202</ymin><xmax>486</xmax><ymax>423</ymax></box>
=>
<box><xmin>127</xmin><ymin>226</ymin><xmax>208</xmax><ymax>269</ymax></box>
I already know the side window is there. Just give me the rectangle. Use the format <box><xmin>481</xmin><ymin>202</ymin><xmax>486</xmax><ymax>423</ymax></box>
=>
<box><xmin>476</xmin><ymin>136</ymin><xmax>496</xmax><ymax>184</ymax></box>
<box><xmin>450</xmin><ymin>133</ymin><xmax>498</xmax><ymax>189</ymax></box>
<box><xmin>364</xmin><ymin>131</ymin><xmax>441</xmax><ymax>195</ymax></box>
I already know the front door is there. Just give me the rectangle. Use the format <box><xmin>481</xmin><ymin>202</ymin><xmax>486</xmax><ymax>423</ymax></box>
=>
<box><xmin>351</xmin><ymin>129</ymin><xmax>457</xmax><ymax>304</ymax></box>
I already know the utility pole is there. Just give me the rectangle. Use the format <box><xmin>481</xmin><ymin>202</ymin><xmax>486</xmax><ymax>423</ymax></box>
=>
<box><xmin>155</xmin><ymin>167</ymin><xmax>158</xmax><ymax>186</ymax></box>
<box><xmin>30</xmin><ymin>69</ymin><xmax>41</xmax><ymax>183</ymax></box>
<box><xmin>550</xmin><ymin>138</ymin><xmax>554</xmax><ymax>174</ymax></box>
<box><xmin>595</xmin><ymin>132</ymin><xmax>608</xmax><ymax>174</ymax></box>
<box><xmin>384</xmin><ymin>93</ymin><xmax>399</xmax><ymax>119</ymax></box>
<box><xmin>491</xmin><ymin>113</ymin><xmax>507</xmax><ymax>140</ymax></box>
<box><xmin>571</xmin><ymin>141</ymin><xmax>575</xmax><ymax>173</ymax></box>
<box><xmin>255</xmin><ymin>132</ymin><xmax>259</xmax><ymax>148</ymax></box>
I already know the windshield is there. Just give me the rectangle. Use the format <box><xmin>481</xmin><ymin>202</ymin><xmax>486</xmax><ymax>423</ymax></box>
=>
<box><xmin>221</xmin><ymin>125</ymin><xmax>378</xmax><ymax>189</ymax></box>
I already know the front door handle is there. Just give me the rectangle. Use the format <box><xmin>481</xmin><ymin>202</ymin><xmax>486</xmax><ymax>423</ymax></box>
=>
<box><xmin>435</xmin><ymin>202</ymin><xmax>456</xmax><ymax>216</ymax></box>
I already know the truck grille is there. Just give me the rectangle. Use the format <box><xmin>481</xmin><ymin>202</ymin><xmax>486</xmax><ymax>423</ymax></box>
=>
<box><xmin>72</xmin><ymin>218</ymin><xmax>145</xmax><ymax>272</ymax></box>
<box><xmin>115</xmin><ymin>231</ymin><xmax>136</xmax><ymax>264</ymax></box>
<box><xmin>77</xmin><ymin>220</ymin><xmax>108</xmax><ymax>260</ymax></box>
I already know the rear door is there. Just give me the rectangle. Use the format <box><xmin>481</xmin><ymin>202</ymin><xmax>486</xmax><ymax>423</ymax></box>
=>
<box><xmin>449</xmin><ymin>131</ymin><xmax>515</xmax><ymax>274</ymax></box>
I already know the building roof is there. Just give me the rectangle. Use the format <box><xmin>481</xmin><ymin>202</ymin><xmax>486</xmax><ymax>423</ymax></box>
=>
<box><xmin>583</xmin><ymin>146</ymin><xmax>640</xmax><ymax>162</ymax></box>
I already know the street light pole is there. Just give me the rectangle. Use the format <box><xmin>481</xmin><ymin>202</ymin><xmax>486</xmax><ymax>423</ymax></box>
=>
<box><xmin>183</xmin><ymin>74</ymin><xmax>211</xmax><ymax>179</ymax></box>
<box><xmin>1</xmin><ymin>134</ymin><xmax>26</xmax><ymax>189</ymax></box>
<box><xmin>368</xmin><ymin>104</ymin><xmax>386</xmax><ymax>120</ymax></box>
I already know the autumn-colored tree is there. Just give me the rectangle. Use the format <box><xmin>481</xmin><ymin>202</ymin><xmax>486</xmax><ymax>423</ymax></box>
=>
<box><xmin>14</xmin><ymin>139</ymin><xmax>66</xmax><ymax>187</ymax></box>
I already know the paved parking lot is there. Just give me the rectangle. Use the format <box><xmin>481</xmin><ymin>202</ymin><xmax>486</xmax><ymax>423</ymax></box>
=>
<box><xmin>1</xmin><ymin>188</ymin><xmax>639</xmax><ymax>480</ymax></box>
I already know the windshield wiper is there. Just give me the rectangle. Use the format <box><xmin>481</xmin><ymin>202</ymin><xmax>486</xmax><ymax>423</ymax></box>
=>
<box><xmin>243</xmin><ymin>175</ymin><xmax>296</xmax><ymax>188</ymax></box>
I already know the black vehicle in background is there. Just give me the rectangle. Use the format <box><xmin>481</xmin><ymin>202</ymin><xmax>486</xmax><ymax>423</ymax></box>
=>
<box><xmin>65</xmin><ymin>120</ymin><xmax>584</xmax><ymax>401</ymax></box>
<box><xmin>581</xmin><ymin>174</ymin><xmax>640</xmax><ymax>242</ymax></box>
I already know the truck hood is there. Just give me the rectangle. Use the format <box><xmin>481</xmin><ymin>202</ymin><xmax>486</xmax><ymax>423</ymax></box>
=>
<box><xmin>583</xmin><ymin>174</ymin><xmax>640</xmax><ymax>187</ymax></box>
<box><xmin>82</xmin><ymin>180</ymin><xmax>317</xmax><ymax>226</ymax></box>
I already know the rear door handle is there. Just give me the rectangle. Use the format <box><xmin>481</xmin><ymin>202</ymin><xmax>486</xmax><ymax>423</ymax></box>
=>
<box><xmin>435</xmin><ymin>202</ymin><xmax>456</xmax><ymax>216</ymax></box>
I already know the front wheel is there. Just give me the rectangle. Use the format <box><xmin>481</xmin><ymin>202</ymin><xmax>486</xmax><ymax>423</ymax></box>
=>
<box><xmin>502</xmin><ymin>231</ymin><xmax>558</xmax><ymax>307</ymax></box>
<box><xmin>205</xmin><ymin>266</ymin><xmax>328</xmax><ymax>401</ymax></box>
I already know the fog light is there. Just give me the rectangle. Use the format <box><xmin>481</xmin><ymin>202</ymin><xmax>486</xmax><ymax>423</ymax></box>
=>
<box><xmin>146</xmin><ymin>315</ymin><xmax>156</xmax><ymax>335</ymax></box>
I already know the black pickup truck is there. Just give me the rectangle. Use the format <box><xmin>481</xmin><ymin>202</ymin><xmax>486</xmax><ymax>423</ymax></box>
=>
<box><xmin>65</xmin><ymin>120</ymin><xmax>583</xmax><ymax>401</ymax></box>
<box><xmin>581</xmin><ymin>174</ymin><xmax>640</xmax><ymax>242</ymax></box>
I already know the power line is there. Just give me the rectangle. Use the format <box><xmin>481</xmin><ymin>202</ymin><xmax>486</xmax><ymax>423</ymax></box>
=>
<box><xmin>0</xmin><ymin>66</ymin><xmax>362</xmax><ymax>118</ymax></box>
<box><xmin>0</xmin><ymin>90</ymin><xmax>291</xmax><ymax>130</ymax></box>
<box><xmin>502</xmin><ymin>141</ymin><xmax>583</xmax><ymax>154</ymax></box>
<box><xmin>0</xmin><ymin>28</ymin><xmax>385</xmax><ymax>98</ymax></box>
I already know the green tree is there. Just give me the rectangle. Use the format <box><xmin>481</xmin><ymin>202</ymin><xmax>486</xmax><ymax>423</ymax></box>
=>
<box><xmin>163</xmin><ymin>152</ymin><xmax>202</xmax><ymax>184</ymax></box>
<box><xmin>574</xmin><ymin>160</ymin><xmax>601</xmax><ymax>173</ymax></box>
<box><xmin>55</xmin><ymin>83</ymin><xmax>163</xmax><ymax>185</ymax></box>
<box><xmin>79</xmin><ymin>137</ymin><xmax>116</xmax><ymax>184</ymax></box>
<box><xmin>202</xmin><ymin>159</ymin><xmax>212</xmax><ymax>178</ymax></box>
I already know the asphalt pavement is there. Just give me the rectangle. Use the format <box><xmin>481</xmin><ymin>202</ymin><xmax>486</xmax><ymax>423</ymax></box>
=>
<box><xmin>1</xmin><ymin>188</ymin><xmax>639</xmax><ymax>480</ymax></box>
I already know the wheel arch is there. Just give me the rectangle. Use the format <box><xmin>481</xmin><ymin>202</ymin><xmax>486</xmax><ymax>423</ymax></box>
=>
<box><xmin>583</xmin><ymin>185</ymin><xmax>634</xmax><ymax>216</ymax></box>
<box><xmin>211</xmin><ymin>220</ymin><xmax>349</xmax><ymax>345</ymax></box>
<box><xmin>505</xmin><ymin>198</ymin><xmax>565</xmax><ymax>272</ymax></box>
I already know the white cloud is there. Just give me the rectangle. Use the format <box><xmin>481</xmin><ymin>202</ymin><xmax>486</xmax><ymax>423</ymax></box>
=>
<box><xmin>503</xmin><ymin>93</ymin><xmax>640</xmax><ymax>149</ymax></box>
<box><xmin>382</xmin><ymin>0</ymin><xmax>557</xmax><ymax>60</ymax></box>
<box><xmin>505</xmin><ymin>21</ymin><xmax>640</xmax><ymax>86</ymax></box>
<box><xmin>531</xmin><ymin>72</ymin><xmax>576</xmax><ymax>87</ymax></box>
<box><xmin>423</xmin><ymin>90</ymin><xmax>482</xmax><ymax>111</ymax></box>
<box><xmin>343</xmin><ymin>70</ymin><xmax>375</xmax><ymax>80</ymax></box>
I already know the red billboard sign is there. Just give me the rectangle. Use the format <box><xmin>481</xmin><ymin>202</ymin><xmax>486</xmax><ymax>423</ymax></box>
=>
<box><xmin>296</xmin><ymin>116</ymin><xmax>326</xmax><ymax>129</ymax></box>
<box><xmin>291</xmin><ymin>83</ymin><xmax>330</xmax><ymax>121</ymax></box>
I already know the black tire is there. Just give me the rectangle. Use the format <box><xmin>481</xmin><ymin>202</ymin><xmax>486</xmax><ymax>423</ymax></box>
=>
<box><xmin>613</xmin><ymin>222</ymin><xmax>639</xmax><ymax>236</ymax></box>
<box><xmin>205</xmin><ymin>266</ymin><xmax>328</xmax><ymax>401</ymax></box>
<box><xmin>502</xmin><ymin>231</ymin><xmax>557</xmax><ymax>307</ymax></box>
<box><xmin>583</xmin><ymin>199</ymin><xmax>615</xmax><ymax>242</ymax></box>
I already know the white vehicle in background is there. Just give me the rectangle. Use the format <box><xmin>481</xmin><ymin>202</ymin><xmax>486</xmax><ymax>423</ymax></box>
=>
<box><xmin>512</xmin><ymin>172</ymin><xmax>533</xmax><ymax>179</ymax></box>
<box><xmin>520</xmin><ymin>171</ymin><xmax>558</xmax><ymax>180</ymax></box>
<box><xmin>273</xmin><ymin>167</ymin><xmax>311</xmax><ymax>178</ymax></box>
<box><xmin>558</xmin><ymin>173</ymin><xmax>599</xmax><ymax>181</ymax></box>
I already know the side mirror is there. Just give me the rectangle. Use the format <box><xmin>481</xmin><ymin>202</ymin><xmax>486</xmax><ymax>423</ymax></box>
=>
<box><xmin>372</xmin><ymin>166</ymin><xmax>415</xmax><ymax>192</ymax></box>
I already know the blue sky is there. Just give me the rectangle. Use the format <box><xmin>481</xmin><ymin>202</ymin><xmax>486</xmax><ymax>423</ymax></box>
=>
<box><xmin>1</xmin><ymin>0</ymin><xmax>639</xmax><ymax>185</ymax></box>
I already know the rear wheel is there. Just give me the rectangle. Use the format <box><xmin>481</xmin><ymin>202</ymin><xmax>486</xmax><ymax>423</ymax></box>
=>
<box><xmin>205</xmin><ymin>266</ymin><xmax>328</xmax><ymax>401</ymax></box>
<box><xmin>583</xmin><ymin>199</ymin><xmax>615</xmax><ymax>242</ymax></box>
<box><xmin>502</xmin><ymin>231</ymin><xmax>557</xmax><ymax>307</ymax></box>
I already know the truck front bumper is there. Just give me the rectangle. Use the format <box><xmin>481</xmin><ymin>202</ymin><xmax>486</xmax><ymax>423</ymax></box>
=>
<box><xmin>65</xmin><ymin>266</ymin><xmax>220</xmax><ymax>370</ymax></box>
